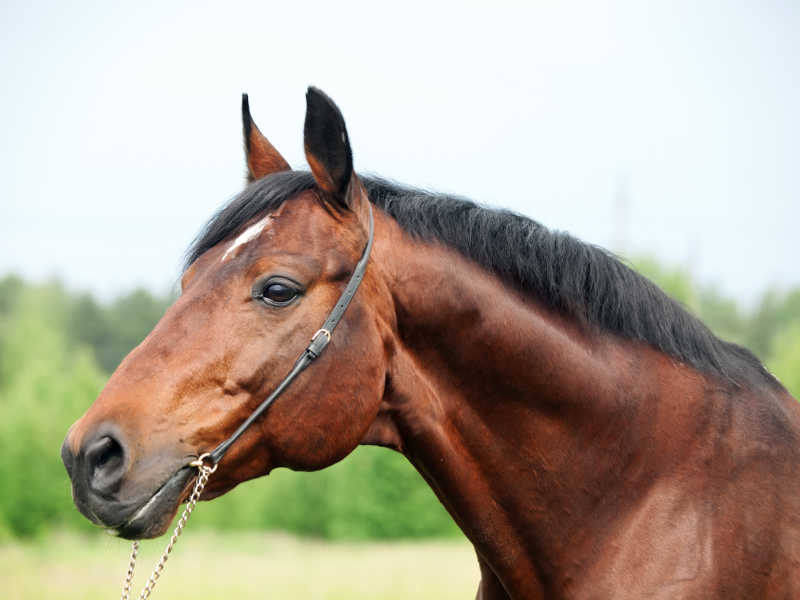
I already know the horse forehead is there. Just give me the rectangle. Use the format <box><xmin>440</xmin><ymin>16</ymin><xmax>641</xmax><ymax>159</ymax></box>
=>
<box><xmin>184</xmin><ymin>195</ymin><xmax>352</xmax><ymax>293</ymax></box>
<box><xmin>219</xmin><ymin>194</ymin><xmax>341</xmax><ymax>260</ymax></box>
<box><xmin>220</xmin><ymin>214</ymin><xmax>275</xmax><ymax>262</ymax></box>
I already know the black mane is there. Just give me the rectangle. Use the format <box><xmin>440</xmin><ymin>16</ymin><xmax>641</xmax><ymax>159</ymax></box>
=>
<box><xmin>187</xmin><ymin>171</ymin><xmax>778</xmax><ymax>389</ymax></box>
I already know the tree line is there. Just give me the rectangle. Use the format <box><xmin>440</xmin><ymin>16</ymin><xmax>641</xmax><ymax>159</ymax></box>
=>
<box><xmin>0</xmin><ymin>263</ymin><xmax>797</xmax><ymax>540</ymax></box>
<box><xmin>0</xmin><ymin>275</ymin><xmax>456</xmax><ymax>540</ymax></box>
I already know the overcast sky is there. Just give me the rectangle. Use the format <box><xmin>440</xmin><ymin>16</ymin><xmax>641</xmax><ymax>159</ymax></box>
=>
<box><xmin>1</xmin><ymin>1</ymin><xmax>797</xmax><ymax>304</ymax></box>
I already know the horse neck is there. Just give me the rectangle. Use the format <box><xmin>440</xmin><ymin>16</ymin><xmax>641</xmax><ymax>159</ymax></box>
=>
<box><xmin>370</xmin><ymin>213</ymin><xmax>711</xmax><ymax>594</ymax></box>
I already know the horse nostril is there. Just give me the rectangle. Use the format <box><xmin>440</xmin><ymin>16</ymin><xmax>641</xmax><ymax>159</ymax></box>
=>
<box><xmin>85</xmin><ymin>435</ymin><xmax>126</xmax><ymax>494</ymax></box>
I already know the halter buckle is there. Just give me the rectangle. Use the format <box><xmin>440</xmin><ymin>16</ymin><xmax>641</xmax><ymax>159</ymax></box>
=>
<box><xmin>311</xmin><ymin>328</ymin><xmax>331</xmax><ymax>343</ymax></box>
<box><xmin>188</xmin><ymin>452</ymin><xmax>218</xmax><ymax>473</ymax></box>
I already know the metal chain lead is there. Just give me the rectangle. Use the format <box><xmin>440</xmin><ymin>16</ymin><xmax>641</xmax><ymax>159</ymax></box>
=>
<box><xmin>120</xmin><ymin>458</ymin><xmax>217</xmax><ymax>600</ymax></box>
<box><xmin>121</xmin><ymin>541</ymin><xmax>139</xmax><ymax>600</ymax></box>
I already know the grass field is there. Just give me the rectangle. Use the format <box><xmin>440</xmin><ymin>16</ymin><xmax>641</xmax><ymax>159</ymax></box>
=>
<box><xmin>1</xmin><ymin>529</ymin><xmax>479</xmax><ymax>599</ymax></box>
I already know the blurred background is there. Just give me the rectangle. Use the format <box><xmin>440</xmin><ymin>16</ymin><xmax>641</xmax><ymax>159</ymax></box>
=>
<box><xmin>1</xmin><ymin>1</ymin><xmax>798</xmax><ymax>598</ymax></box>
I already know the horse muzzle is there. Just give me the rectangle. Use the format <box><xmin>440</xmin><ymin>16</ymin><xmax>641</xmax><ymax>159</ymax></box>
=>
<box><xmin>61</xmin><ymin>426</ymin><xmax>194</xmax><ymax>539</ymax></box>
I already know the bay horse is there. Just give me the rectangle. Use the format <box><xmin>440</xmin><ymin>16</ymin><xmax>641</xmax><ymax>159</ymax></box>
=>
<box><xmin>62</xmin><ymin>88</ymin><xmax>800</xmax><ymax>599</ymax></box>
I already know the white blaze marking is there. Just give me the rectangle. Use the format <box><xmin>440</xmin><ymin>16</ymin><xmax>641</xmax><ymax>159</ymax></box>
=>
<box><xmin>221</xmin><ymin>215</ymin><xmax>273</xmax><ymax>262</ymax></box>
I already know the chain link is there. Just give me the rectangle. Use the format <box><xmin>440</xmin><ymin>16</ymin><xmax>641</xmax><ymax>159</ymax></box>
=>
<box><xmin>120</xmin><ymin>461</ymin><xmax>216</xmax><ymax>600</ymax></box>
<box><xmin>121</xmin><ymin>541</ymin><xmax>138</xmax><ymax>600</ymax></box>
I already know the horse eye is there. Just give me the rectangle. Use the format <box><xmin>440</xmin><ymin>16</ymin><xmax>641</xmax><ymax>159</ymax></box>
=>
<box><xmin>258</xmin><ymin>280</ymin><xmax>300</xmax><ymax>306</ymax></box>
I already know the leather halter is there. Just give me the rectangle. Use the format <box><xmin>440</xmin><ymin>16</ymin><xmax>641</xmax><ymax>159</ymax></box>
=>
<box><xmin>201</xmin><ymin>203</ymin><xmax>375</xmax><ymax>466</ymax></box>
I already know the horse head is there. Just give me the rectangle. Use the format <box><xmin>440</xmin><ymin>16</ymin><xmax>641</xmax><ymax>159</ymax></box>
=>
<box><xmin>61</xmin><ymin>89</ymin><xmax>392</xmax><ymax>539</ymax></box>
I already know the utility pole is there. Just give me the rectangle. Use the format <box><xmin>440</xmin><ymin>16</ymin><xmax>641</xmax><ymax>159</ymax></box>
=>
<box><xmin>613</xmin><ymin>173</ymin><xmax>630</xmax><ymax>255</ymax></box>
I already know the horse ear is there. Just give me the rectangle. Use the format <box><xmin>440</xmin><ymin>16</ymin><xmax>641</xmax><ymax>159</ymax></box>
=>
<box><xmin>242</xmin><ymin>94</ymin><xmax>290</xmax><ymax>182</ymax></box>
<box><xmin>303</xmin><ymin>87</ymin><xmax>362</xmax><ymax>210</ymax></box>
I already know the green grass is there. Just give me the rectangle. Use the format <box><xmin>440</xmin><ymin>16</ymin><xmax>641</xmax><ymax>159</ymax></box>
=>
<box><xmin>1</xmin><ymin>529</ymin><xmax>479</xmax><ymax>599</ymax></box>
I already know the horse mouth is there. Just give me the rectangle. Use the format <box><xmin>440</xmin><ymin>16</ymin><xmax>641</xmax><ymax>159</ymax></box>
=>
<box><xmin>108</xmin><ymin>466</ymin><xmax>197</xmax><ymax>540</ymax></box>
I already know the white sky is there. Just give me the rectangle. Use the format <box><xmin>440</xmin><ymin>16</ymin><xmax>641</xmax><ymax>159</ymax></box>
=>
<box><xmin>1</xmin><ymin>1</ymin><xmax>798</xmax><ymax>304</ymax></box>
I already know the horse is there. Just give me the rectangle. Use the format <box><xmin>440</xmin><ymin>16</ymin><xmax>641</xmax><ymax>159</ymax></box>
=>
<box><xmin>62</xmin><ymin>87</ymin><xmax>800</xmax><ymax>599</ymax></box>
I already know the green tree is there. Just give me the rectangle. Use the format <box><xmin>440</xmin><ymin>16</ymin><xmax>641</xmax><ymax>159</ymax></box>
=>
<box><xmin>630</xmin><ymin>256</ymin><xmax>697</xmax><ymax>309</ymax></box>
<box><xmin>65</xmin><ymin>287</ymin><xmax>172</xmax><ymax>372</ymax></box>
<box><xmin>767</xmin><ymin>320</ymin><xmax>800</xmax><ymax>399</ymax></box>
<box><xmin>0</xmin><ymin>283</ymin><xmax>105</xmax><ymax>538</ymax></box>
<box><xmin>746</xmin><ymin>289</ymin><xmax>800</xmax><ymax>362</ymax></box>
<box><xmin>697</xmin><ymin>287</ymin><xmax>747</xmax><ymax>348</ymax></box>
<box><xmin>0</xmin><ymin>274</ymin><xmax>24</xmax><ymax>316</ymax></box>
<box><xmin>0</xmin><ymin>268</ymin><xmax>796</xmax><ymax>542</ymax></box>
<box><xmin>631</xmin><ymin>256</ymin><xmax>749</xmax><ymax>349</ymax></box>
<box><xmin>191</xmin><ymin>447</ymin><xmax>459</xmax><ymax>540</ymax></box>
